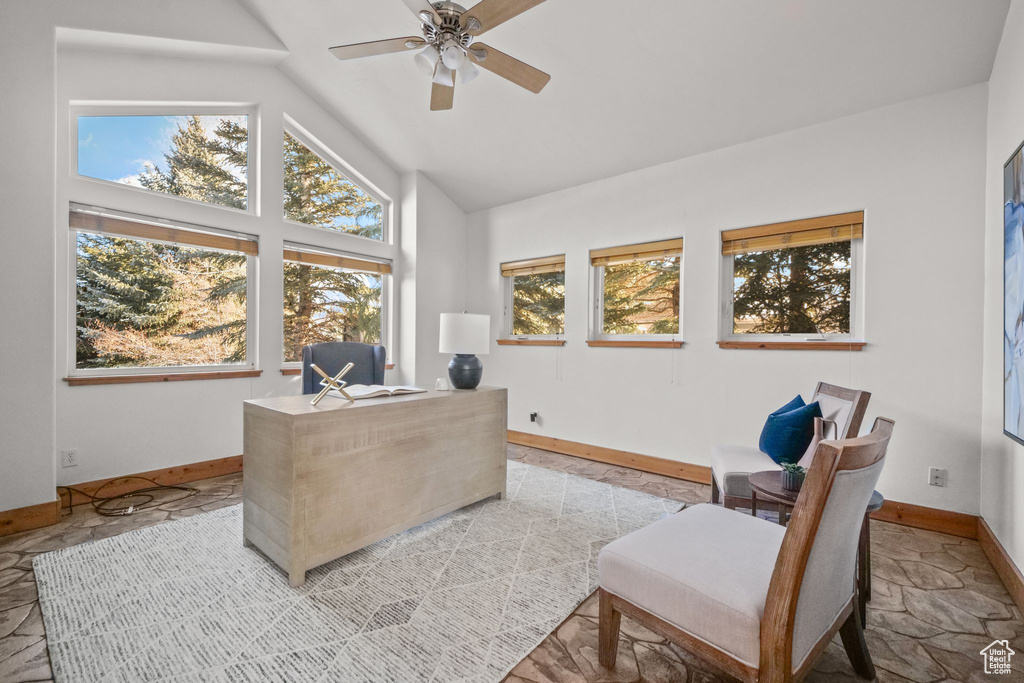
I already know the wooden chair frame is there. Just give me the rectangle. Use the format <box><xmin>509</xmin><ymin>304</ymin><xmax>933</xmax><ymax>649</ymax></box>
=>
<box><xmin>602</xmin><ymin>417</ymin><xmax>894</xmax><ymax>683</ymax></box>
<box><xmin>713</xmin><ymin>382</ymin><xmax>872</xmax><ymax>511</ymax></box>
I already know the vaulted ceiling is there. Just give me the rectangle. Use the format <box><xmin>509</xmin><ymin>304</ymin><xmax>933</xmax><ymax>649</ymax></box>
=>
<box><xmin>237</xmin><ymin>0</ymin><xmax>1009</xmax><ymax>211</ymax></box>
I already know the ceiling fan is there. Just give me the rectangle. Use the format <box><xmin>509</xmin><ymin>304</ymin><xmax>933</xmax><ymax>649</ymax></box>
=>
<box><xmin>328</xmin><ymin>0</ymin><xmax>550</xmax><ymax>111</ymax></box>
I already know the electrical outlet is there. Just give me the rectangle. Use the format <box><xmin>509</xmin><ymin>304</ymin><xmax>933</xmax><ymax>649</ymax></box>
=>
<box><xmin>928</xmin><ymin>466</ymin><xmax>947</xmax><ymax>487</ymax></box>
<box><xmin>61</xmin><ymin>449</ymin><xmax>78</xmax><ymax>468</ymax></box>
<box><xmin>530</xmin><ymin>412</ymin><xmax>539</xmax><ymax>423</ymax></box>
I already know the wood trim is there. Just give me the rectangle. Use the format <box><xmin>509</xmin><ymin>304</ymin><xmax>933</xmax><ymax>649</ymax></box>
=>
<box><xmin>717</xmin><ymin>341</ymin><xmax>866</xmax><ymax>351</ymax></box>
<box><xmin>283</xmin><ymin>248</ymin><xmax>392</xmax><ymax>275</ymax></box>
<box><xmin>59</xmin><ymin>455</ymin><xmax>243</xmax><ymax>508</ymax></box>
<box><xmin>0</xmin><ymin>499</ymin><xmax>61</xmax><ymax>537</ymax></box>
<box><xmin>586</xmin><ymin>340</ymin><xmax>684</xmax><ymax>348</ymax></box>
<box><xmin>721</xmin><ymin>211</ymin><xmax>864</xmax><ymax>243</ymax></box>
<box><xmin>978</xmin><ymin>517</ymin><xmax>1024</xmax><ymax>613</ymax></box>
<box><xmin>870</xmin><ymin>499</ymin><xmax>977</xmax><ymax>539</ymax></box>
<box><xmin>282</xmin><ymin>364</ymin><xmax>394</xmax><ymax>375</ymax></box>
<box><xmin>508</xmin><ymin>430</ymin><xmax>711</xmax><ymax>485</ymax></box>
<box><xmin>590</xmin><ymin>238</ymin><xmax>683</xmax><ymax>267</ymax></box>
<box><xmin>497</xmin><ymin>339</ymin><xmax>566</xmax><ymax>346</ymax></box>
<box><xmin>500</xmin><ymin>254</ymin><xmax>566</xmax><ymax>277</ymax></box>
<box><xmin>63</xmin><ymin>370</ymin><xmax>262</xmax><ymax>386</ymax></box>
<box><xmin>70</xmin><ymin>210</ymin><xmax>258</xmax><ymax>255</ymax></box>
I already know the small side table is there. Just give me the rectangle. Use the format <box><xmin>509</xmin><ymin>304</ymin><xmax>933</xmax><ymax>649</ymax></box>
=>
<box><xmin>747</xmin><ymin>471</ymin><xmax>883</xmax><ymax>624</ymax></box>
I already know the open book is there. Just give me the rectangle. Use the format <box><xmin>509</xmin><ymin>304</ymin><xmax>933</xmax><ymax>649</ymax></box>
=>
<box><xmin>320</xmin><ymin>382</ymin><xmax>426</xmax><ymax>400</ymax></box>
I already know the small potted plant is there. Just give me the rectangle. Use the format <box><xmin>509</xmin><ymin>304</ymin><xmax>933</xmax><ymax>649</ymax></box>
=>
<box><xmin>780</xmin><ymin>463</ymin><xmax>806</xmax><ymax>492</ymax></box>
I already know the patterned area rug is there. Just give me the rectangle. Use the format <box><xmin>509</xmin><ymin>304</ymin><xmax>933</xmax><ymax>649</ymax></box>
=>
<box><xmin>34</xmin><ymin>461</ymin><xmax>682</xmax><ymax>682</ymax></box>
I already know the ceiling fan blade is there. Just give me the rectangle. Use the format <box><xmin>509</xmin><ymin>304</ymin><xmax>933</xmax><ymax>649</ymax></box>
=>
<box><xmin>430</xmin><ymin>81</ymin><xmax>455</xmax><ymax>111</ymax></box>
<box><xmin>469</xmin><ymin>43</ymin><xmax>550</xmax><ymax>94</ymax></box>
<box><xmin>329</xmin><ymin>37</ymin><xmax>425</xmax><ymax>60</ymax></box>
<box><xmin>461</xmin><ymin>0</ymin><xmax>545</xmax><ymax>35</ymax></box>
<box><xmin>400</xmin><ymin>0</ymin><xmax>441</xmax><ymax>24</ymax></box>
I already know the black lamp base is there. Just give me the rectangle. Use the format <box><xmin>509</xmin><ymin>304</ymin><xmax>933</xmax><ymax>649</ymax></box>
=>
<box><xmin>448</xmin><ymin>354</ymin><xmax>483</xmax><ymax>389</ymax></box>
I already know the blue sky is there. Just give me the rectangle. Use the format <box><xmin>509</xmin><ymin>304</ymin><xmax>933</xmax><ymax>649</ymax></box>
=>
<box><xmin>77</xmin><ymin>115</ymin><xmax>247</xmax><ymax>184</ymax></box>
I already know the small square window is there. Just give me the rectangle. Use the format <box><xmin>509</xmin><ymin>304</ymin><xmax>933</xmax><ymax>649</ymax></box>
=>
<box><xmin>501</xmin><ymin>256</ymin><xmax>566</xmax><ymax>339</ymax></box>
<box><xmin>721</xmin><ymin>212</ymin><xmax>862</xmax><ymax>341</ymax></box>
<box><xmin>590</xmin><ymin>240</ymin><xmax>683</xmax><ymax>340</ymax></box>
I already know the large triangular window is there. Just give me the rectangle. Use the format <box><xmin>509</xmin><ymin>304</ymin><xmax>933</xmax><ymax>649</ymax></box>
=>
<box><xmin>283</xmin><ymin>131</ymin><xmax>384</xmax><ymax>241</ymax></box>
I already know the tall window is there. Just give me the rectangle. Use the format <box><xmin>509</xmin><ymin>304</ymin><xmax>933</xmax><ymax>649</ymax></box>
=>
<box><xmin>77</xmin><ymin>114</ymin><xmax>249</xmax><ymax>210</ymax></box>
<box><xmin>282</xmin><ymin>246</ymin><xmax>390</xmax><ymax>363</ymax></box>
<box><xmin>283</xmin><ymin>131</ymin><xmax>384</xmax><ymax>241</ymax></box>
<box><xmin>591</xmin><ymin>239</ymin><xmax>683</xmax><ymax>338</ymax></box>
<box><xmin>70</xmin><ymin>207</ymin><xmax>256</xmax><ymax>371</ymax></box>
<box><xmin>501</xmin><ymin>255</ymin><xmax>566</xmax><ymax>337</ymax></box>
<box><xmin>721</xmin><ymin>212</ymin><xmax>862</xmax><ymax>338</ymax></box>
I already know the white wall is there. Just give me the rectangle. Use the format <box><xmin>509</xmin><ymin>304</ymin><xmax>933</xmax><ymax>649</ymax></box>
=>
<box><xmin>396</xmin><ymin>171</ymin><xmax>470</xmax><ymax>387</ymax></box>
<box><xmin>411</xmin><ymin>173</ymin><xmax>469</xmax><ymax>386</ymax></box>
<box><xmin>467</xmin><ymin>85</ymin><xmax>988</xmax><ymax>514</ymax></box>
<box><xmin>0</xmin><ymin>9</ymin><xmax>58</xmax><ymax>511</ymax></box>
<box><xmin>983</xmin><ymin>0</ymin><xmax>1024</xmax><ymax>565</ymax></box>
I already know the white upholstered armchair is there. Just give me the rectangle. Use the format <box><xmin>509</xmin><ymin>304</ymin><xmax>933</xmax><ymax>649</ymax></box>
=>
<box><xmin>597</xmin><ymin>417</ymin><xmax>894</xmax><ymax>683</ymax></box>
<box><xmin>711</xmin><ymin>382</ymin><xmax>871</xmax><ymax>510</ymax></box>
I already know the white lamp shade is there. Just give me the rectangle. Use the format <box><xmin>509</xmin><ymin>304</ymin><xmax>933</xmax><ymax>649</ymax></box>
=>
<box><xmin>415</xmin><ymin>45</ymin><xmax>439</xmax><ymax>75</ymax></box>
<box><xmin>439</xmin><ymin>313</ymin><xmax>490</xmax><ymax>355</ymax></box>
<box><xmin>432</xmin><ymin>62</ymin><xmax>454</xmax><ymax>86</ymax></box>
<box><xmin>459</xmin><ymin>60</ymin><xmax>479</xmax><ymax>85</ymax></box>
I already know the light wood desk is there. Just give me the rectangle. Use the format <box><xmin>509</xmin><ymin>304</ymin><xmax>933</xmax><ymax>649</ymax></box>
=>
<box><xmin>242</xmin><ymin>387</ymin><xmax>507</xmax><ymax>586</ymax></box>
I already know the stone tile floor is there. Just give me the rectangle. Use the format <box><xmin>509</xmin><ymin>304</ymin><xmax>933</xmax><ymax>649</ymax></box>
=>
<box><xmin>0</xmin><ymin>445</ymin><xmax>1018</xmax><ymax>682</ymax></box>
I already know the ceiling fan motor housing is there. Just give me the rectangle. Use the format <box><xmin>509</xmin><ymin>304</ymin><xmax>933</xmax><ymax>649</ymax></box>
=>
<box><xmin>422</xmin><ymin>2</ymin><xmax>476</xmax><ymax>53</ymax></box>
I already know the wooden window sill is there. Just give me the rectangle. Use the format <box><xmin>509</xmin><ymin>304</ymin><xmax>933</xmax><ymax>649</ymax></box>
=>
<box><xmin>281</xmin><ymin>364</ymin><xmax>395</xmax><ymax>376</ymax></box>
<box><xmin>497</xmin><ymin>339</ymin><xmax>566</xmax><ymax>346</ymax></box>
<box><xmin>716</xmin><ymin>340</ymin><xmax>867</xmax><ymax>351</ymax></box>
<box><xmin>64</xmin><ymin>370</ymin><xmax>263</xmax><ymax>386</ymax></box>
<box><xmin>586</xmin><ymin>340</ymin><xmax>684</xmax><ymax>348</ymax></box>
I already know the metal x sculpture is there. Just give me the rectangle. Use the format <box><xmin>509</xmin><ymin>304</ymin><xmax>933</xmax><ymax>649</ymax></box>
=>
<box><xmin>309</xmin><ymin>362</ymin><xmax>354</xmax><ymax>406</ymax></box>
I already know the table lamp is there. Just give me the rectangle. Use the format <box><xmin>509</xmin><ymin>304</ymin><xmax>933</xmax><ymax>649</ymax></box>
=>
<box><xmin>439</xmin><ymin>313</ymin><xmax>490</xmax><ymax>389</ymax></box>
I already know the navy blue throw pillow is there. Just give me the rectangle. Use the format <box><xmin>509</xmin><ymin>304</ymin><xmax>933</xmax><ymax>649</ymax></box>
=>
<box><xmin>759</xmin><ymin>399</ymin><xmax>822</xmax><ymax>465</ymax></box>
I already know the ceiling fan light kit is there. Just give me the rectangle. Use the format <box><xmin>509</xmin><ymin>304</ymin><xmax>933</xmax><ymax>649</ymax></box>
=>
<box><xmin>328</xmin><ymin>0</ymin><xmax>551</xmax><ymax>111</ymax></box>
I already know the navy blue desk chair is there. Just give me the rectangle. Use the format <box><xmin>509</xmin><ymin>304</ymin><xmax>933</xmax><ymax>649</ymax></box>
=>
<box><xmin>301</xmin><ymin>342</ymin><xmax>386</xmax><ymax>395</ymax></box>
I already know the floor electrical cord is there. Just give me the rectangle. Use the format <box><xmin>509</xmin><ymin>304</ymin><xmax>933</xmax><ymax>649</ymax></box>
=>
<box><xmin>57</xmin><ymin>476</ymin><xmax>200</xmax><ymax>517</ymax></box>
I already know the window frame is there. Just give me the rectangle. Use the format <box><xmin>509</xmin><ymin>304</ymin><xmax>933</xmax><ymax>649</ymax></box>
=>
<box><xmin>280</xmin><ymin>242</ymin><xmax>392</xmax><ymax>370</ymax></box>
<box><xmin>282</xmin><ymin>119</ymin><xmax>391</xmax><ymax>246</ymax></box>
<box><xmin>501</xmin><ymin>271</ymin><xmax>566</xmax><ymax>342</ymax></box>
<box><xmin>71</xmin><ymin>104</ymin><xmax>258</xmax><ymax>216</ymax></box>
<box><xmin>589</xmin><ymin>247</ymin><xmax>685</xmax><ymax>343</ymax></box>
<box><xmin>718</xmin><ymin>226</ymin><xmax>864</xmax><ymax>343</ymax></box>
<box><xmin>66</xmin><ymin>204</ymin><xmax>259</xmax><ymax>378</ymax></box>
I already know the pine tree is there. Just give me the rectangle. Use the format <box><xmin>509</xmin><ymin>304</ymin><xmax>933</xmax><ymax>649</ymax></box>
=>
<box><xmin>281</xmin><ymin>132</ymin><xmax>385</xmax><ymax>359</ymax></box>
<box><xmin>732</xmin><ymin>242</ymin><xmax>851</xmax><ymax>334</ymax></box>
<box><xmin>283</xmin><ymin>132</ymin><xmax>382</xmax><ymax>239</ymax></box>
<box><xmin>139</xmin><ymin>116</ymin><xmax>247</xmax><ymax>210</ymax></box>
<box><xmin>75</xmin><ymin>234</ymin><xmax>178</xmax><ymax>367</ymax></box>
<box><xmin>602</xmin><ymin>257</ymin><xmax>680</xmax><ymax>334</ymax></box>
<box><xmin>512</xmin><ymin>272</ymin><xmax>565</xmax><ymax>335</ymax></box>
<box><xmin>282</xmin><ymin>263</ymin><xmax>382</xmax><ymax>362</ymax></box>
